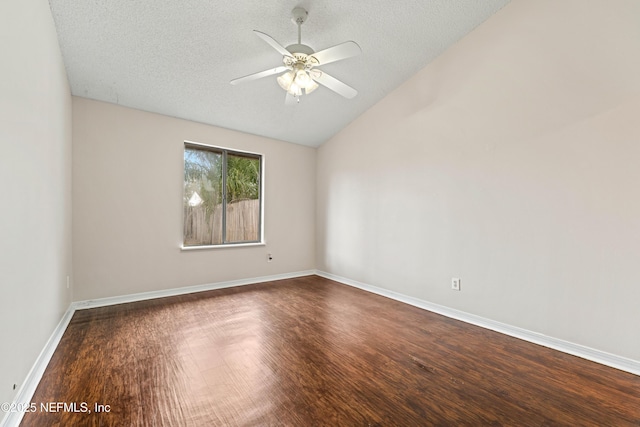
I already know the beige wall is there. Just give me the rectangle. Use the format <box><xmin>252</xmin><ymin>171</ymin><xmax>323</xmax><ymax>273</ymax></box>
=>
<box><xmin>72</xmin><ymin>98</ymin><xmax>316</xmax><ymax>301</ymax></box>
<box><xmin>317</xmin><ymin>0</ymin><xmax>640</xmax><ymax>361</ymax></box>
<box><xmin>0</xmin><ymin>0</ymin><xmax>73</xmax><ymax>407</ymax></box>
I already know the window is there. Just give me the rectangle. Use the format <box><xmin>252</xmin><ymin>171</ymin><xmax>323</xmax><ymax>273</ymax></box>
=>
<box><xmin>183</xmin><ymin>142</ymin><xmax>262</xmax><ymax>247</ymax></box>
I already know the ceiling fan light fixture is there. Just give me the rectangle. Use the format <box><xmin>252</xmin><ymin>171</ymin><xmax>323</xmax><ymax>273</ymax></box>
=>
<box><xmin>278</xmin><ymin>69</ymin><xmax>317</xmax><ymax>97</ymax></box>
<box><xmin>277</xmin><ymin>71</ymin><xmax>295</xmax><ymax>91</ymax></box>
<box><xmin>305</xmin><ymin>79</ymin><xmax>319</xmax><ymax>94</ymax></box>
<box><xmin>288</xmin><ymin>81</ymin><xmax>302</xmax><ymax>97</ymax></box>
<box><xmin>295</xmin><ymin>69</ymin><xmax>311</xmax><ymax>87</ymax></box>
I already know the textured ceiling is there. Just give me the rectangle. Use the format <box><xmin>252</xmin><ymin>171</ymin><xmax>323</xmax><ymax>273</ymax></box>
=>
<box><xmin>48</xmin><ymin>0</ymin><xmax>510</xmax><ymax>147</ymax></box>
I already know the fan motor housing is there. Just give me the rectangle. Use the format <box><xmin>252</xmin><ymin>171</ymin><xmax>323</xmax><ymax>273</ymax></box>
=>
<box><xmin>283</xmin><ymin>51</ymin><xmax>319</xmax><ymax>70</ymax></box>
<box><xmin>286</xmin><ymin>43</ymin><xmax>314</xmax><ymax>56</ymax></box>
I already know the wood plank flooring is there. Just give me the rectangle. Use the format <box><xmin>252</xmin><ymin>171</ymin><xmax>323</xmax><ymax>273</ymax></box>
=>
<box><xmin>20</xmin><ymin>275</ymin><xmax>640</xmax><ymax>426</ymax></box>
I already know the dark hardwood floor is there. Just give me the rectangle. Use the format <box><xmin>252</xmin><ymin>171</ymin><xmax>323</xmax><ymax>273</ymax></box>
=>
<box><xmin>21</xmin><ymin>275</ymin><xmax>640</xmax><ymax>426</ymax></box>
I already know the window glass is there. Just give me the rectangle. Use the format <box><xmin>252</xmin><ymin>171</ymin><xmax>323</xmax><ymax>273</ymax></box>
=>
<box><xmin>183</xmin><ymin>144</ymin><xmax>261</xmax><ymax>246</ymax></box>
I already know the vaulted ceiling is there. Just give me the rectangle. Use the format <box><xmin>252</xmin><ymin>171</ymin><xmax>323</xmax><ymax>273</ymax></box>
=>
<box><xmin>48</xmin><ymin>0</ymin><xmax>510</xmax><ymax>147</ymax></box>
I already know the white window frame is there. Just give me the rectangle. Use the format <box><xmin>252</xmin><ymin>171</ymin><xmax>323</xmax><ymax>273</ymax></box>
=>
<box><xmin>181</xmin><ymin>140</ymin><xmax>264</xmax><ymax>250</ymax></box>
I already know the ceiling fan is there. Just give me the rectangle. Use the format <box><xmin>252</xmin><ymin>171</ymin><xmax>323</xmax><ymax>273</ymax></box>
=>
<box><xmin>230</xmin><ymin>7</ymin><xmax>362</xmax><ymax>105</ymax></box>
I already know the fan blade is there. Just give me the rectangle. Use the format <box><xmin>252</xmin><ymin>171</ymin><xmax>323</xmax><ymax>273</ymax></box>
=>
<box><xmin>311</xmin><ymin>71</ymin><xmax>358</xmax><ymax>99</ymax></box>
<box><xmin>230</xmin><ymin>66</ymin><xmax>289</xmax><ymax>85</ymax></box>
<box><xmin>254</xmin><ymin>30</ymin><xmax>291</xmax><ymax>57</ymax></box>
<box><xmin>311</xmin><ymin>41</ymin><xmax>361</xmax><ymax>66</ymax></box>
<box><xmin>285</xmin><ymin>92</ymin><xmax>298</xmax><ymax>106</ymax></box>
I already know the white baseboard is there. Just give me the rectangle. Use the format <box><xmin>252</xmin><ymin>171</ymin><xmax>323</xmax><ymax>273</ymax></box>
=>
<box><xmin>72</xmin><ymin>270</ymin><xmax>316</xmax><ymax>310</ymax></box>
<box><xmin>0</xmin><ymin>307</ymin><xmax>76</xmax><ymax>427</ymax></box>
<box><xmin>315</xmin><ymin>270</ymin><xmax>640</xmax><ymax>377</ymax></box>
<box><xmin>1</xmin><ymin>270</ymin><xmax>315</xmax><ymax>427</ymax></box>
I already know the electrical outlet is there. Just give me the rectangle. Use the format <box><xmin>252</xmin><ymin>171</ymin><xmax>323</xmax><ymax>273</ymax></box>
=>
<box><xmin>451</xmin><ymin>278</ymin><xmax>461</xmax><ymax>291</ymax></box>
<box><xmin>267</xmin><ymin>253</ymin><xmax>273</xmax><ymax>262</ymax></box>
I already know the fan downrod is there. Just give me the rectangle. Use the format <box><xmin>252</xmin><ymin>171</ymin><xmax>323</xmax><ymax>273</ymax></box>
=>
<box><xmin>286</xmin><ymin>7</ymin><xmax>314</xmax><ymax>55</ymax></box>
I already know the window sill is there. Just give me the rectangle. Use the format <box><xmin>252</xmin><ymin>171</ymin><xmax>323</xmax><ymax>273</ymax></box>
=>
<box><xmin>180</xmin><ymin>242</ymin><xmax>265</xmax><ymax>251</ymax></box>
